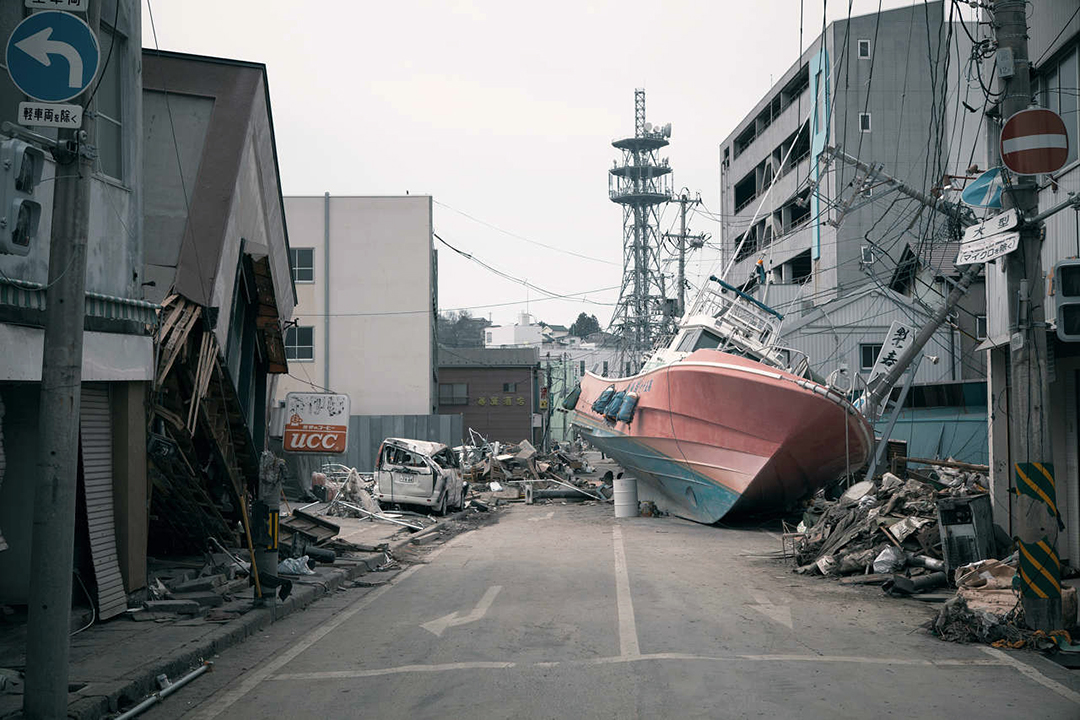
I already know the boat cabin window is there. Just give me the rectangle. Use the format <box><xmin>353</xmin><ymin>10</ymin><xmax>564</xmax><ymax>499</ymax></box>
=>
<box><xmin>676</xmin><ymin>328</ymin><xmax>724</xmax><ymax>352</ymax></box>
<box><xmin>693</xmin><ymin>329</ymin><xmax>723</xmax><ymax>351</ymax></box>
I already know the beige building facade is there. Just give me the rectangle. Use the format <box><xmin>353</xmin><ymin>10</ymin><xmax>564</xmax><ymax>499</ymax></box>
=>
<box><xmin>275</xmin><ymin>195</ymin><xmax>437</xmax><ymax>415</ymax></box>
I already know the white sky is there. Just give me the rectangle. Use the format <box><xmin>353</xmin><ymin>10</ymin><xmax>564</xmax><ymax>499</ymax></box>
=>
<box><xmin>142</xmin><ymin>0</ymin><xmax>919</xmax><ymax>328</ymax></box>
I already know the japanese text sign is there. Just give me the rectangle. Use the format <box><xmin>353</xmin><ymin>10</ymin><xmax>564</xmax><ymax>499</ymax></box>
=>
<box><xmin>283</xmin><ymin>392</ymin><xmax>350</xmax><ymax>454</ymax></box>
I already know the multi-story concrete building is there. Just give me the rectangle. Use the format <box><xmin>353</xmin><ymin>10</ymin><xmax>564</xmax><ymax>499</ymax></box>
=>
<box><xmin>716</xmin><ymin>1</ymin><xmax>986</xmax><ymax>388</ymax></box>
<box><xmin>274</xmin><ymin>195</ymin><xmax>438</xmax><ymax>416</ymax></box>
<box><xmin>984</xmin><ymin>1</ymin><xmax>1080</xmax><ymax>565</ymax></box>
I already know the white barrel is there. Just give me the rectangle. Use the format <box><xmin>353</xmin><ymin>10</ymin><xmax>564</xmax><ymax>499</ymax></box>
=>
<box><xmin>613</xmin><ymin>476</ymin><xmax>639</xmax><ymax>518</ymax></box>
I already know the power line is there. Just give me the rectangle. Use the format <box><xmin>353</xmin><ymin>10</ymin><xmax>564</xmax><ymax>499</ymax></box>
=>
<box><xmin>433</xmin><ymin>199</ymin><xmax>619</xmax><ymax>266</ymax></box>
<box><xmin>289</xmin><ymin>284</ymin><xmax>622</xmax><ymax>319</ymax></box>
<box><xmin>434</xmin><ymin>232</ymin><xmax>617</xmax><ymax>307</ymax></box>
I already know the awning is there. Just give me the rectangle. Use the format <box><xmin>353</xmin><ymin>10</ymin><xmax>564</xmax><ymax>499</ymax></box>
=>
<box><xmin>0</xmin><ymin>277</ymin><xmax>160</xmax><ymax>325</ymax></box>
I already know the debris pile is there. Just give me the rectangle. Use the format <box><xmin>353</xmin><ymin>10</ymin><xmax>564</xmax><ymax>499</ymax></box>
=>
<box><xmin>931</xmin><ymin>555</ymin><xmax>1080</xmax><ymax>647</ymax></box>
<box><xmin>793</xmin><ymin>471</ymin><xmax>949</xmax><ymax>584</ymax></box>
<box><xmin>791</xmin><ymin>458</ymin><xmax>1079</xmax><ymax>643</ymax></box>
<box><xmin>461</xmin><ymin>431</ymin><xmax>610</xmax><ymax>504</ymax></box>
<box><xmin>138</xmin><ymin>546</ymin><xmax>260</xmax><ymax>622</ymax></box>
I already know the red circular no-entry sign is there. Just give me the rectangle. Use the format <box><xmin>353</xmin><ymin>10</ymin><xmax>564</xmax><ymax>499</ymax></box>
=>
<box><xmin>1000</xmin><ymin>108</ymin><xmax>1070</xmax><ymax>175</ymax></box>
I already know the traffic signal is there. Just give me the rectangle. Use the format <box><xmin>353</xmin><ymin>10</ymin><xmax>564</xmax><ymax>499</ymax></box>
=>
<box><xmin>1055</xmin><ymin>259</ymin><xmax>1080</xmax><ymax>342</ymax></box>
<box><xmin>0</xmin><ymin>139</ymin><xmax>44</xmax><ymax>256</ymax></box>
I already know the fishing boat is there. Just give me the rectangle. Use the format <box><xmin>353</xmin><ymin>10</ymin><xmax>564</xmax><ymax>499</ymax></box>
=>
<box><xmin>569</xmin><ymin>275</ymin><xmax>873</xmax><ymax>524</ymax></box>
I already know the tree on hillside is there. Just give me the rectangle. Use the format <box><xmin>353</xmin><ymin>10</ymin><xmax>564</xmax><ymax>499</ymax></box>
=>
<box><xmin>569</xmin><ymin>312</ymin><xmax>601</xmax><ymax>338</ymax></box>
<box><xmin>437</xmin><ymin>310</ymin><xmax>491</xmax><ymax>347</ymax></box>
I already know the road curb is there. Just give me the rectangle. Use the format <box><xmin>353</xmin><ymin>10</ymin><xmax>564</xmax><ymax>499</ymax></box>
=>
<box><xmin>64</xmin><ymin>552</ymin><xmax>385</xmax><ymax>720</ymax></box>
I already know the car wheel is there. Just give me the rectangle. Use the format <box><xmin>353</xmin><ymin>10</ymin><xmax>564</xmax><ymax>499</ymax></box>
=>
<box><xmin>436</xmin><ymin>491</ymin><xmax>447</xmax><ymax>516</ymax></box>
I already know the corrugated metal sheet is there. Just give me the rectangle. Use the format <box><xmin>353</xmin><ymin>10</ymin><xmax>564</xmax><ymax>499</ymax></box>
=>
<box><xmin>1028</xmin><ymin>1</ymin><xmax>1080</xmax><ymax>67</ymax></box>
<box><xmin>80</xmin><ymin>386</ymin><xmax>128</xmax><ymax>620</ymax></box>
<box><xmin>781</xmin><ymin>289</ymin><xmax>955</xmax><ymax>384</ymax></box>
<box><xmin>0</xmin><ymin>277</ymin><xmax>158</xmax><ymax>325</ymax></box>
<box><xmin>874</xmin><ymin>407</ymin><xmax>988</xmax><ymax>465</ymax></box>
<box><xmin>284</xmin><ymin>414</ymin><xmax>464</xmax><ymax>489</ymax></box>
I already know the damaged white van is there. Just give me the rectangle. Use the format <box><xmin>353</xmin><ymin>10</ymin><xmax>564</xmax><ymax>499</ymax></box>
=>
<box><xmin>374</xmin><ymin>438</ymin><xmax>466</xmax><ymax>515</ymax></box>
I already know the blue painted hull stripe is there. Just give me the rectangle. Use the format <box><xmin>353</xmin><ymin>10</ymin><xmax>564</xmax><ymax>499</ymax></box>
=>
<box><xmin>573</xmin><ymin>413</ymin><xmax>742</xmax><ymax>522</ymax></box>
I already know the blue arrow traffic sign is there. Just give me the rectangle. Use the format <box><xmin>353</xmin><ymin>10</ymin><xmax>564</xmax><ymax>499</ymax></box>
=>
<box><xmin>961</xmin><ymin>167</ymin><xmax>1004</xmax><ymax>209</ymax></box>
<box><xmin>6</xmin><ymin>11</ymin><xmax>99</xmax><ymax>103</ymax></box>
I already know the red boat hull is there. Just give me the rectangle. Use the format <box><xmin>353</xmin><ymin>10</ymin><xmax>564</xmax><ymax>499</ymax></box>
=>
<box><xmin>571</xmin><ymin>349</ymin><xmax>873</xmax><ymax>523</ymax></box>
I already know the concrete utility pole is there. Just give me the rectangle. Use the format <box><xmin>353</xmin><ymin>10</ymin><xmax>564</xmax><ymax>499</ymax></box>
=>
<box><xmin>24</xmin><ymin>2</ymin><xmax>100</xmax><ymax>716</ymax></box>
<box><xmin>820</xmin><ymin>145</ymin><xmax>980</xmax><ymax>418</ymax></box>
<box><xmin>993</xmin><ymin>0</ymin><xmax>1059</xmax><ymax>631</ymax></box>
<box><xmin>664</xmin><ymin>191</ymin><xmax>707</xmax><ymax>317</ymax></box>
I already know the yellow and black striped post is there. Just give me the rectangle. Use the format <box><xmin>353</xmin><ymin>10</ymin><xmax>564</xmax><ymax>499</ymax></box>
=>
<box><xmin>1013</xmin><ymin>462</ymin><xmax>1063</xmax><ymax>629</ymax></box>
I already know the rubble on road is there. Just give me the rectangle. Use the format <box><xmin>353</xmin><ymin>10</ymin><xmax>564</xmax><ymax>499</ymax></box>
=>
<box><xmin>788</xmin><ymin>457</ymin><xmax>1080</xmax><ymax>645</ymax></box>
<box><xmin>792</xmin><ymin>470</ymin><xmax>955</xmax><ymax>580</ymax></box>
<box><xmin>460</xmin><ymin>430</ymin><xmax>611</xmax><ymax>505</ymax></box>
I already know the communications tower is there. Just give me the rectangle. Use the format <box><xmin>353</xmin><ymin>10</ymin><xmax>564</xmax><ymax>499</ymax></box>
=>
<box><xmin>608</xmin><ymin>88</ymin><xmax>673</xmax><ymax>373</ymax></box>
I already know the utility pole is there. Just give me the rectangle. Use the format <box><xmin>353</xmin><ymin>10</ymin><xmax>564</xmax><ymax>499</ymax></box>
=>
<box><xmin>993</xmin><ymin>0</ymin><xmax>1059</xmax><ymax>631</ymax></box>
<box><xmin>820</xmin><ymin>145</ymin><xmax>981</xmax><ymax>417</ymax></box>
<box><xmin>664</xmin><ymin>191</ymin><xmax>708</xmax><ymax>317</ymax></box>
<box><xmin>23</xmin><ymin>2</ymin><xmax>100</xmax><ymax>716</ymax></box>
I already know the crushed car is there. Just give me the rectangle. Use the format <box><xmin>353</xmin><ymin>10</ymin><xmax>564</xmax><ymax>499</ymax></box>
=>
<box><xmin>374</xmin><ymin>438</ymin><xmax>466</xmax><ymax>515</ymax></box>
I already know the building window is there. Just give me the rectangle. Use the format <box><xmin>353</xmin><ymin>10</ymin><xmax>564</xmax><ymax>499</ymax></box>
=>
<box><xmin>602</xmin><ymin>361</ymin><xmax>609</xmax><ymax>375</ymax></box>
<box><xmin>290</xmin><ymin>248</ymin><xmax>314</xmax><ymax>283</ymax></box>
<box><xmin>860</xmin><ymin>246</ymin><xmax>875</xmax><ymax>265</ymax></box>
<box><xmin>976</xmin><ymin>315</ymin><xmax>988</xmax><ymax>341</ymax></box>
<box><xmin>96</xmin><ymin>26</ymin><xmax>124</xmax><ymax>180</ymax></box>
<box><xmin>579</xmin><ymin>360</ymin><xmax>585</xmax><ymax>376</ymax></box>
<box><xmin>486</xmin><ymin>331</ymin><xmax>493</xmax><ymax>344</ymax></box>
<box><xmin>1036</xmin><ymin>47</ymin><xmax>1079</xmax><ymax>167</ymax></box>
<box><xmin>860</xmin><ymin>343</ymin><xmax>882</xmax><ymax>371</ymax></box>
<box><xmin>626</xmin><ymin>362</ymin><xmax>632</xmax><ymax>375</ymax></box>
<box><xmin>285</xmin><ymin>326</ymin><xmax>314</xmax><ymax>361</ymax></box>
<box><xmin>503</xmin><ymin>382</ymin><xmax>517</xmax><ymax>393</ymax></box>
<box><xmin>859</xmin><ymin>113</ymin><xmax>871</xmax><ymax>133</ymax></box>
<box><xmin>439</xmin><ymin>383</ymin><xmax>468</xmax><ymax>405</ymax></box>
<box><xmin>858</xmin><ymin>39</ymin><xmax>870</xmax><ymax>59</ymax></box>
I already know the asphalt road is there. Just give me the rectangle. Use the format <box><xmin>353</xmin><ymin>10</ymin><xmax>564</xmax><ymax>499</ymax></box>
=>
<box><xmin>145</xmin><ymin>503</ymin><xmax>1080</xmax><ymax>720</ymax></box>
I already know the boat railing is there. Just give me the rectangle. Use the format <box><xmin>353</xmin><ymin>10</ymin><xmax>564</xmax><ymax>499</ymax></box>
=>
<box><xmin>697</xmin><ymin>279</ymin><xmax>783</xmax><ymax>348</ymax></box>
<box><xmin>769</xmin><ymin>346</ymin><xmax>811</xmax><ymax>377</ymax></box>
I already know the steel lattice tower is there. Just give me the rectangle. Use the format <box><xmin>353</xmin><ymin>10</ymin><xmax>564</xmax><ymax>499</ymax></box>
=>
<box><xmin>608</xmin><ymin>89</ymin><xmax>673</xmax><ymax>374</ymax></box>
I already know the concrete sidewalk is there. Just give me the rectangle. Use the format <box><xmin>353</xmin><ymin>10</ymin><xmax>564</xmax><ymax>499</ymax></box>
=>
<box><xmin>0</xmin><ymin>514</ymin><xmax>419</xmax><ymax>719</ymax></box>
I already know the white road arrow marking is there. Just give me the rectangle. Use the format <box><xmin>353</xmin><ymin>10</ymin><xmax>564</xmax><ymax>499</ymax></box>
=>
<box><xmin>421</xmin><ymin>585</ymin><xmax>502</xmax><ymax>637</ymax></box>
<box><xmin>15</xmin><ymin>28</ymin><xmax>84</xmax><ymax>88</ymax></box>
<box><xmin>747</xmin><ymin>589</ymin><xmax>793</xmax><ymax>630</ymax></box>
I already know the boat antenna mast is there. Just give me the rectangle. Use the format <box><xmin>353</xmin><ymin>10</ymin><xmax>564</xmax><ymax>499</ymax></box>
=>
<box><xmin>607</xmin><ymin>89</ymin><xmax>674</xmax><ymax>374</ymax></box>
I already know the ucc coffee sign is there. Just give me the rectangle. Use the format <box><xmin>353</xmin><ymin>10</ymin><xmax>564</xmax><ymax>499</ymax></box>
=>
<box><xmin>283</xmin><ymin>392</ymin><xmax>350</xmax><ymax>454</ymax></box>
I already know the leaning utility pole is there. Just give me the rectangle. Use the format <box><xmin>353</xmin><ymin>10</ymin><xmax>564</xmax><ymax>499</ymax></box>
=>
<box><xmin>24</xmin><ymin>2</ymin><xmax>100</xmax><ymax>716</ymax></box>
<box><xmin>664</xmin><ymin>191</ymin><xmax>707</xmax><ymax>317</ymax></box>
<box><xmin>993</xmin><ymin>0</ymin><xmax>1059</xmax><ymax>631</ymax></box>
<box><xmin>821</xmin><ymin>145</ymin><xmax>980</xmax><ymax>418</ymax></box>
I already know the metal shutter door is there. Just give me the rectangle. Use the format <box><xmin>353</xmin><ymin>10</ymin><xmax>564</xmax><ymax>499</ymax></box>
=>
<box><xmin>0</xmin><ymin>393</ymin><xmax>6</xmax><ymax>552</ymax></box>
<box><xmin>80</xmin><ymin>386</ymin><xmax>128</xmax><ymax>619</ymax></box>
